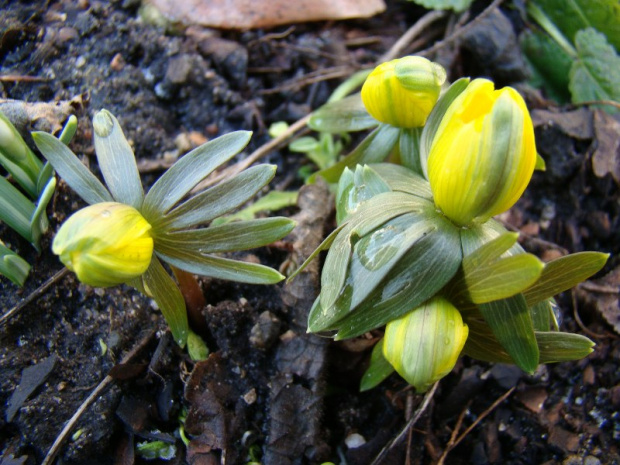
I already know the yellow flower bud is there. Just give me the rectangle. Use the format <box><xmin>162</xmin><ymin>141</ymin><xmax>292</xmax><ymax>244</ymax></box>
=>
<box><xmin>383</xmin><ymin>296</ymin><xmax>468</xmax><ymax>392</ymax></box>
<box><xmin>361</xmin><ymin>56</ymin><xmax>446</xmax><ymax>128</ymax></box>
<box><xmin>53</xmin><ymin>202</ymin><xmax>153</xmax><ymax>287</ymax></box>
<box><xmin>427</xmin><ymin>79</ymin><xmax>536</xmax><ymax>226</ymax></box>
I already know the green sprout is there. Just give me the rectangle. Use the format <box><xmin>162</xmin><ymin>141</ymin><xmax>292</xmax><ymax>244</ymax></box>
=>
<box><xmin>293</xmin><ymin>57</ymin><xmax>608</xmax><ymax>392</ymax></box>
<box><xmin>0</xmin><ymin>111</ymin><xmax>76</xmax><ymax>285</ymax></box>
<box><xmin>33</xmin><ymin>110</ymin><xmax>295</xmax><ymax>347</ymax></box>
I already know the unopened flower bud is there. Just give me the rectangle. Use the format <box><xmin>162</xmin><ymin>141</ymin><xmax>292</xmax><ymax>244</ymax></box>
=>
<box><xmin>361</xmin><ymin>56</ymin><xmax>446</xmax><ymax>128</ymax></box>
<box><xmin>383</xmin><ymin>296</ymin><xmax>468</xmax><ymax>392</ymax></box>
<box><xmin>427</xmin><ymin>79</ymin><xmax>536</xmax><ymax>226</ymax></box>
<box><xmin>53</xmin><ymin>202</ymin><xmax>153</xmax><ymax>287</ymax></box>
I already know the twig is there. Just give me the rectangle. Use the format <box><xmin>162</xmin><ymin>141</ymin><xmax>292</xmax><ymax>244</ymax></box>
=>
<box><xmin>370</xmin><ymin>382</ymin><xmax>439</xmax><ymax>465</ymax></box>
<box><xmin>259</xmin><ymin>66</ymin><xmax>354</xmax><ymax>95</ymax></box>
<box><xmin>578</xmin><ymin>281</ymin><xmax>619</xmax><ymax>294</ymax></box>
<box><xmin>574</xmin><ymin>100</ymin><xmax>620</xmax><ymax>111</ymax></box>
<box><xmin>380</xmin><ymin>10</ymin><xmax>448</xmax><ymax>62</ymax></box>
<box><xmin>191</xmin><ymin>114</ymin><xmax>311</xmax><ymax>192</ymax></box>
<box><xmin>0</xmin><ymin>268</ymin><xmax>69</xmax><ymax>327</ymax></box>
<box><xmin>41</xmin><ymin>329</ymin><xmax>157</xmax><ymax>465</ymax></box>
<box><xmin>437</xmin><ymin>387</ymin><xmax>515</xmax><ymax>465</ymax></box>
<box><xmin>0</xmin><ymin>75</ymin><xmax>49</xmax><ymax>82</ymax></box>
<box><xmin>419</xmin><ymin>0</ymin><xmax>505</xmax><ymax>58</ymax></box>
<box><xmin>571</xmin><ymin>290</ymin><xmax>611</xmax><ymax>340</ymax></box>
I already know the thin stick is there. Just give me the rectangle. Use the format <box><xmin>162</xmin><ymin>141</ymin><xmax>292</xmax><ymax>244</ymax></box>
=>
<box><xmin>437</xmin><ymin>387</ymin><xmax>515</xmax><ymax>465</ymax></box>
<box><xmin>370</xmin><ymin>382</ymin><xmax>439</xmax><ymax>465</ymax></box>
<box><xmin>419</xmin><ymin>0</ymin><xmax>505</xmax><ymax>58</ymax></box>
<box><xmin>380</xmin><ymin>10</ymin><xmax>447</xmax><ymax>62</ymax></box>
<box><xmin>191</xmin><ymin>114</ymin><xmax>311</xmax><ymax>193</ymax></box>
<box><xmin>0</xmin><ymin>268</ymin><xmax>69</xmax><ymax>327</ymax></box>
<box><xmin>41</xmin><ymin>329</ymin><xmax>156</xmax><ymax>465</ymax></box>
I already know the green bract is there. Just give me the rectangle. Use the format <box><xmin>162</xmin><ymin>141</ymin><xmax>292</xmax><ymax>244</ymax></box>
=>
<box><xmin>33</xmin><ymin>109</ymin><xmax>296</xmax><ymax>347</ymax></box>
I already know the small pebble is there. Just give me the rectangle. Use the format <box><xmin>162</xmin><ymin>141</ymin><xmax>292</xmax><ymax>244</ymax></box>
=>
<box><xmin>345</xmin><ymin>433</ymin><xmax>366</xmax><ymax>449</ymax></box>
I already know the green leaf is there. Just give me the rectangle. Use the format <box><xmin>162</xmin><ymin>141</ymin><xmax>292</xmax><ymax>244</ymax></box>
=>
<box><xmin>156</xmin><ymin>248</ymin><xmax>285</xmax><ymax>284</ymax></box>
<box><xmin>419</xmin><ymin>78</ymin><xmax>470</xmax><ymax>177</ymax></box>
<box><xmin>32</xmin><ymin>131</ymin><xmax>113</xmax><ymax>205</ymax></box>
<box><xmin>142</xmin><ymin>131</ymin><xmax>252</xmax><ymax>218</ymax></box>
<box><xmin>570</xmin><ymin>28</ymin><xmax>620</xmax><ymax>110</ymax></box>
<box><xmin>92</xmin><ymin>110</ymin><xmax>144</xmax><ymax>209</ymax></box>
<box><xmin>141</xmin><ymin>256</ymin><xmax>188</xmax><ymax>347</ymax></box>
<box><xmin>327</xmin><ymin>69</ymin><xmax>372</xmax><ymax>103</ymax></box>
<box><xmin>370</xmin><ymin>163</ymin><xmax>433</xmax><ymax>199</ymax></box>
<box><xmin>536</xmin><ymin>331</ymin><xmax>594</xmax><ymax>362</ymax></box>
<box><xmin>210</xmin><ymin>190</ymin><xmax>298</xmax><ymax>226</ymax></box>
<box><xmin>309</xmin><ymin>213</ymin><xmax>462</xmax><ymax>338</ymax></box>
<box><xmin>308</xmin><ymin>94</ymin><xmax>378</xmax><ymax>133</ymax></box>
<box><xmin>319</xmin><ymin>191</ymin><xmax>428</xmax><ymax>311</ymax></box>
<box><xmin>58</xmin><ymin>115</ymin><xmax>78</xmax><ymax>145</ymax></box>
<box><xmin>187</xmin><ymin>329</ymin><xmax>209</xmax><ymax>361</ymax></box>
<box><xmin>311</xmin><ymin>124</ymin><xmax>400</xmax><ymax>184</ymax></box>
<box><xmin>462</xmin><ymin>318</ymin><xmax>514</xmax><ymax>364</ymax></box>
<box><xmin>407</xmin><ymin>0</ymin><xmax>473</xmax><ymax>12</ymax></box>
<box><xmin>0</xmin><ymin>241</ymin><xmax>30</xmax><ymax>286</ymax></box>
<box><xmin>286</xmin><ymin>224</ymin><xmax>344</xmax><ymax>282</ymax></box>
<box><xmin>521</xmin><ymin>30</ymin><xmax>573</xmax><ymax>103</ymax></box>
<box><xmin>336</xmin><ymin>165</ymin><xmax>392</xmax><ymax>225</ymax></box>
<box><xmin>0</xmin><ymin>176</ymin><xmax>35</xmax><ymax>243</ymax></box>
<box><xmin>478</xmin><ymin>294</ymin><xmax>539</xmax><ymax>373</ymax></box>
<box><xmin>530</xmin><ymin>299</ymin><xmax>553</xmax><ymax>331</ymax></box>
<box><xmin>398</xmin><ymin>127</ymin><xmax>423</xmax><ymax>175</ymax></box>
<box><xmin>523</xmin><ymin>251</ymin><xmax>609</xmax><ymax>307</ymax></box>
<box><xmin>360</xmin><ymin>339</ymin><xmax>395</xmax><ymax>391</ymax></box>
<box><xmin>156</xmin><ymin>164</ymin><xmax>277</xmax><ymax>230</ymax></box>
<box><xmin>451</xmin><ymin>232</ymin><xmax>544</xmax><ymax>305</ymax></box>
<box><xmin>289</xmin><ymin>136</ymin><xmax>319</xmax><ymax>153</ymax></box>
<box><xmin>155</xmin><ymin>218</ymin><xmax>296</xmax><ymax>254</ymax></box>
<box><xmin>531</xmin><ymin>0</ymin><xmax>620</xmax><ymax>51</ymax></box>
<box><xmin>29</xmin><ymin>176</ymin><xmax>55</xmax><ymax>250</ymax></box>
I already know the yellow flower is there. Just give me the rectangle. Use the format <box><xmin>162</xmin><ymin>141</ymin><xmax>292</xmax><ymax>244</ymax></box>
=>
<box><xmin>53</xmin><ymin>202</ymin><xmax>153</xmax><ymax>287</ymax></box>
<box><xmin>361</xmin><ymin>56</ymin><xmax>446</xmax><ymax>128</ymax></box>
<box><xmin>383</xmin><ymin>296</ymin><xmax>468</xmax><ymax>392</ymax></box>
<box><xmin>427</xmin><ymin>79</ymin><xmax>536</xmax><ymax>226</ymax></box>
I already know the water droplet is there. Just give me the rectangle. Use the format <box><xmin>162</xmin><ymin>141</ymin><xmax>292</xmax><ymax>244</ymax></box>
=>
<box><xmin>101</xmin><ymin>209</ymin><xmax>111</xmax><ymax>218</ymax></box>
<box><xmin>93</xmin><ymin>110</ymin><xmax>114</xmax><ymax>137</ymax></box>
<box><xmin>444</xmin><ymin>337</ymin><xmax>451</xmax><ymax>345</ymax></box>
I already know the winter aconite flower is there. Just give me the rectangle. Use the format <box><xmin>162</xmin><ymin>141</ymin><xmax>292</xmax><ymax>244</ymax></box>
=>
<box><xmin>361</xmin><ymin>56</ymin><xmax>446</xmax><ymax>128</ymax></box>
<box><xmin>382</xmin><ymin>296</ymin><xmax>469</xmax><ymax>392</ymax></box>
<box><xmin>33</xmin><ymin>109</ymin><xmax>295</xmax><ymax>346</ymax></box>
<box><xmin>427</xmin><ymin>79</ymin><xmax>536</xmax><ymax>226</ymax></box>
<box><xmin>53</xmin><ymin>202</ymin><xmax>154</xmax><ymax>287</ymax></box>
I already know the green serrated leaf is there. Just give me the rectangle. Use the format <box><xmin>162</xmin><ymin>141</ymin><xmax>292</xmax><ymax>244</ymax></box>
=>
<box><xmin>420</xmin><ymin>78</ymin><xmax>470</xmax><ymax>177</ymax></box>
<box><xmin>156</xmin><ymin>164</ymin><xmax>276</xmax><ymax>230</ymax></box>
<box><xmin>360</xmin><ymin>338</ymin><xmax>395</xmax><ymax>391</ymax></box>
<box><xmin>523</xmin><ymin>251</ymin><xmax>609</xmax><ymax>307</ymax></box>
<box><xmin>33</xmin><ymin>131</ymin><xmax>113</xmax><ymax>205</ymax></box>
<box><xmin>311</xmin><ymin>124</ymin><xmax>400</xmax><ymax>184</ymax></box>
<box><xmin>407</xmin><ymin>0</ymin><xmax>474</xmax><ymax>13</ymax></box>
<box><xmin>141</xmin><ymin>256</ymin><xmax>188</xmax><ymax>347</ymax></box>
<box><xmin>536</xmin><ymin>331</ymin><xmax>594</xmax><ymax>362</ymax></box>
<box><xmin>142</xmin><ymin>131</ymin><xmax>251</xmax><ymax>218</ymax></box>
<box><xmin>521</xmin><ymin>30</ymin><xmax>572</xmax><ymax>103</ymax></box>
<box><xmin>570</xmin><ymin>28</ymin><xmax>620</xmax><ymax>111</ymax></box>
<box><xmin>479</xmin><ymin>294</ymin><xmax>539</xmax><ymax>373</ymax></box>
<box><xmin>532</xmin><ymin>0</ymin><xmax>620</xmax><ymax>51</ymax></box>
<box><xmin>92</xmin><ymin>110</ymin><xmax>144</xmax><ymax>209</ymax></box>
<box><xmin>308</xmin><ymin>94</ymin><xmax>378</xmax><ymax>133</ymax></box>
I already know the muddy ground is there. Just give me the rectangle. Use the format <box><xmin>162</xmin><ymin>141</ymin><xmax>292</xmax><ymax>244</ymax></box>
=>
<box><xmin>1</xmin><ymin>0</ymin><xmax>619</xmax><ymax>464</ymax></box>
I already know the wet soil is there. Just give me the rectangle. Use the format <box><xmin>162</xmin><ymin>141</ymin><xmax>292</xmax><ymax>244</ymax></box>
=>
<box><xmin>1</xmin><ymin>1</ymin><xmax>619</xmax><ymax>464</ymax></box>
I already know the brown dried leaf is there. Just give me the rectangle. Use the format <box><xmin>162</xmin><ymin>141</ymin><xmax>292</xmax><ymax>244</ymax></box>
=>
<box><xmin>592</xmin><ymin>109</ymin><xmax>620</xmax><ymax>184</ymax></box>
<box><xmin>145</xmin><ymin>0</ymin><xmax>386</xmax><ymax>29</ymax></box>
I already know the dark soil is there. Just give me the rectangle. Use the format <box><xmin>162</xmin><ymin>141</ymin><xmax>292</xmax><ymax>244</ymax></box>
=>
<box><xmin>1</xmin><ymin>1</ymin><xmax>619</xmax><ymax>464</ymax></box>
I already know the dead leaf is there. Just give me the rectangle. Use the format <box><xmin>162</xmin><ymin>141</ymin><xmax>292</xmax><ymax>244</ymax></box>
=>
<box><xmin>576</xmin><ymin>266</ymin><xmax>620</xmax><ymax>334</ymax></box>
<box><xmin>145</xmin><ymin>0</ymin><xmax>386</xmax><ymax>29</ymax></box>
<box><xmin>6</xmin><ymin>354</ymin><xmax>57</xmax><ymax>422</ymax></box>
<box><xmin>0</xmin><ymin>96</ymin><xmax>84</xmax><ymax>135</ymax></box>
<box><xmin>592</xmin><ymin>109</ymin><xmax>620</xmax><ymax>185</ymax></box>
